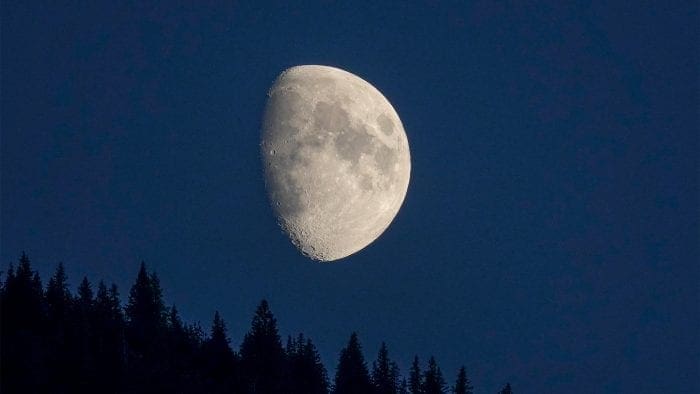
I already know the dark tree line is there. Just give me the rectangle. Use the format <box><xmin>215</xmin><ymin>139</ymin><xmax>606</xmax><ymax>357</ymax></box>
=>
<box><xmin>0</xmin><ymin>253</ymin><xmax>513</xmax><ymax>393</ymax></box>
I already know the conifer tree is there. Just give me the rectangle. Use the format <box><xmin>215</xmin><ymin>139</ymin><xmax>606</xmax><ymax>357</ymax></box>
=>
<box><xmin>45</xmin><ymin>263</ymin><xmax>73</xmax><ymax>389</ymax></box>
<box><xmin>499</xmin><ymin>383</ymin><xmax>513</xmax><ymax>394</ymax></box>
<box><xmin>452</xmin><ymin>366</ymin><xmax>473</xmax><ymax>394</ymax></box>
<box><xmin>169</xmin><ymin>305</ymin><xmax>185</xmax><ymax>333</ymax></box>
<box><xmin>372</xmin><ymin>342</ymin><xmax>400</xmax><ymax>394</ymax></box>
<box><xmin>422</xmin><ymin>356</ymin><xmax>446</xmax><ymax>394</ymax></box>
<box><xmin>305</xmin><ymin>337</ymin><xmax>330</xmax><ymax>394</ymax></box>
<box><xmin>77</xmin><ymin>277</ymin><xmax>94</xmax><ymax>305</ymax></box>
<box><xmin>75</xmin><ymin>277</ymin><xmax>96</xmax><ymax>391</ymax></box>
<box><xmin>46</xmin><ymin>263</ymin><xmax>70</xmax><ymax>321</ymax></box>
<box><xmin>201</xmin><ymin>311</ymin><xmax>238</xmax><ymax>393</ymax></box>
<box><xmin>409</xmin><ymin>356</ymin><xmax>423</xmax><ymax>394</ymax></box>
<box><xmin>286</xmin><ymin>333</ymin><xmax>329</xmax><ymax>394</ymax></box>
<box><xmin>333</xmin><ymin>332</ymin><xmax>372</xmax><ymax>394</ymax></box>
<box><xmin>125</xmin><ymin>262</ymin><xmax>166</xmax><ymax>353</ymax></box>
<box><xmin>0</xmin><ymin>253</ymin><xmax>47</xmax><ymax>392</ymax></box>
<box><xmin>399</xmin><ymin>378</ymin><xmax>409</xmax><ymax>394</ymax></box>
<box><xmin>124</xmin><ymin>262</ymin><xmax>168</xmax><ymax>391</ymax></box>
<box><xmin>240</xmin><ymin>299</ymin><xmax>286</xmax><ymax>393</ymax></box>
<box><xmin>182</xmin><ymin>318</ymin><xmax>206</xmax><ymax>388</ymax></box>
<box><xmin>93</xmin><ymin>281</ymin><xmax>126</xmax><ymax>392</ymax></box>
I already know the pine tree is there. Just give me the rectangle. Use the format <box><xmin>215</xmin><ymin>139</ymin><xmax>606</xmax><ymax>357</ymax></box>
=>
<box><xmin>399</xmin><ymin>378</ymin><xmax>409</xmax><ymax>394</ymax></box>
<box><xmin>422</xmin><ymin>356</ymin><xmax>446</xmax><ymax>394</ymax></box>
<box><xmin>0</xmin><ymin>253</ymin><xmax>47</xmax><ymax>392</ymax></box>
<box><xmin>46</xmin><ymin>262</ymin><xmax>70</xmax><ymax>321</ymax></box>
<box><xmin>201</xmin><ymin>311</ymin><xmax>238</xmax><ymax>393</ymax></box>
<box><xmin>77</xmin><ymin>277</ymin><xmax>94</xmax><ymax>305</ymax></box>
<box><xmin>169</xmin><ymin>305</ymin><xmax>185</xmax><ymax>333</ymax></box>
<box><xmin>124</xmin><ymin>262</ymin><xmax>168</xmax><ymax>392</ymax></box>
<box><xmin>286</xmin><ymin>333</ymin><xmax>329</xmax><ymax>394</ymax></box>
<box><xmin>305</xmin><ymin>337</ymin><xmax>330</xmax><ymax>394</ymax></box>
<box><xmin>333</xmin><ymin>332</ymin><xmax>372</xmax><ymax>394</ymax></box>
<box><xmin>93</xmin><ymin>281</ymin><xmax>126</xmax><ymax>392</ymax></box>
<box><xmin>240</xmin><ymin>299</ymin><xmax>286</xmax><ymax>393</ymax></box>
<box><xmin>125</xmin><ymin>262</ymin><xmax>166</xmax><ymax>353</ymax></box>
<box><xmin>75</xmin><ymin>277</ymin><xmax>97</xmax><ymax>391</ymax></box>
<box><xmin>499</xmin><ymin>383</ymin><xmax>513</xmax><ymax>394</ymax></box>
<box><xmin>452</xmin><ymin>366</ymin><xmax>473</xmax><ymax>394</ymax></box>
<box><xmin>44</xmin><ymin>263</ymin><xmax>73</xmax><ymax>390</ymax></box>
<box><xmin>372</xmin><ymin>342</ymin><xmax>400</xmax><ymax>394</ymax></box>
<box><xmin>409</xmin><ymin>356</ymin><xmax>423</xmax><ymax>394</ymax></box>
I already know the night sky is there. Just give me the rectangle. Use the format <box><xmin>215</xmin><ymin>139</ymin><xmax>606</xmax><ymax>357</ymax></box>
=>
<box><xmin>2</xmin><ymin>2</ymin><xmax>698</xmax><ymax>393</ymax></box>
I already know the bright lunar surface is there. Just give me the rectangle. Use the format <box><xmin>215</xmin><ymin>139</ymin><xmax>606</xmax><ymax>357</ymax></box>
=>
<box><xmin>261</xmin><ymin>65</ymin><xmax>411</xmax><ymax>262</ymax></box>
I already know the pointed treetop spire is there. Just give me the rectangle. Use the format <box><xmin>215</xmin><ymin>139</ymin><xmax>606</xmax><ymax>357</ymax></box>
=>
<box><xmin>453</xmin><ymin>366</ymin><xmax>474</xmax><ymax>394</ymax></box>
<box><xmin>409</xmin><ymin>355</ymin><xmax>422</xmax><ymax>394</ymax></box>
<box><xmin>78</xmin><ymin>276</ymin><xmax>93</xmax><ymax>303</ymax></box>
<box><xmin>334</xmin><ymin>332</ymin><xmax>372</xmax><ymax>394</ymax></box>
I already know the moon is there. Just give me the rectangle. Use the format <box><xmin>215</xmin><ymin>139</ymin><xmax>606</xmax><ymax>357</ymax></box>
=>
<box><xmin>261</xmin><ymin>65</ymin><xmax>411</xmax><ymax>262</ymax></box>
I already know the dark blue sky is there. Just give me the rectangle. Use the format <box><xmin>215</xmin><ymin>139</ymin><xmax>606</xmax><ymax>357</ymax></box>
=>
<box><xmin>2</xmin><ymin>1</ymin><xmax>698</xmax><ymax>392</ymax></box>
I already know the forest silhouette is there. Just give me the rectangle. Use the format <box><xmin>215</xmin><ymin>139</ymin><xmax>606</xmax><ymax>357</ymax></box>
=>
<box><xmin>0</xmin><ymin>253</ymin><xmax>513</xmax><ymax>394</ymax></box>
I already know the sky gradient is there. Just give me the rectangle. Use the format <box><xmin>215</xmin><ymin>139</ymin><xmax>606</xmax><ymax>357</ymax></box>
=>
<box><xmin>2</xmin><ymin>1</ymin><xmax>698</xmax><ymax>393</ymax></box>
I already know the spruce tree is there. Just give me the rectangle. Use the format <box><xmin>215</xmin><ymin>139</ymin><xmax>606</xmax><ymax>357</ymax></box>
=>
<box><xmin>202</xmin><ymin>311</ymin><xmax>238</xmax><ymax>393</ymax></box>
<box><xmin>286</xmin><ymin>333</ymin><xmax>329</xmax><ymax>394</ymax></box>
<box><xmin>0</xmin><ymin>253</ymin><xmax>47</xmax><ymax>393</ymax></box>
<box><xmin>409</xmin><ymin>356</ymin><xmax>423</xmax><ymax>394</ymax></box>
<box><xmin>240</xmin><ymin>299</ymin><xmax>286</xmax><ymax>393</ymax></box>
<box><xmin>304</xmin><ymin>337</ymin><xmax>330</xmax><ymax>394</ymax></box>
<box><xmin>452</xmin><ymin>366</ymin><xmax>473</xmax><ymax>394</ymax></box>
<box><xmin>333</xmin><ymin>332</ymin><xmax>372</xmax><ymax>394</ymax></box>
<box><xmin>125</xmin><ymin>262</ymin><xmax>166</xmax><ymax>354</ymax></box>
<box><xmin>75</xmin><ymin>277</ymin><xmax>96</xmax><ymax>391</ymax></box>
<box><xmin>93</xmin><ymin>281</ymin><xmax>126</xmax><ymax>392</ymax></box>
<box><xmin>45</xmin><ymin>263</ymin><xmax>73</xmax><ymax>390</ymax></box>
<box><xmin>169</xmin><ymin>305</ymin><xmax>184</xmax><ymax>333</ymax></box>
<box><xmin>372</xmin><ymin>342</ymin><xmax>400</xmax><ymax>394</ymax></box>
<box><xmin>399</xmin><ymin>378</ymin><xmax>409</xmax><ymax>394</ymax></box>
<box><xmin>422</xmin><ymin>356</ymin><xmax>446</xmax><ymax>394</ymax></box>
<box><xmin>77</xmin><ymin>277</ymin><xmax>94</xmax><ymax>305</ymax></box>
<box><xmin>124</xmin><ymin>262</ymin><xmax>168</xmax><ymax>392</ymax></box>
<box><xmin>46</xmin><ymin>263</ymin><xmax>70</xmax><ymax>322</ymax></box>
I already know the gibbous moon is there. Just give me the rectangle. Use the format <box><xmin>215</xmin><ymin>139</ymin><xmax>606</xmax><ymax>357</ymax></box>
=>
<box><xmin>261</xmin><ymin>65</ymin><xmax>411</xmax><ymax>262</ymax></box>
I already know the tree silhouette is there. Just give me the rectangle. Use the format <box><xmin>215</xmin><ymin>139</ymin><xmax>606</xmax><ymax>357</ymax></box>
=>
<box><xmin>46</xmin><ymin>262</ymin><xmax>70</xmax><ymax>321</ymax></box>
<box><xmin>452</xmin><ymin>366</ymin><xmax>473</xmax><ymax>394</ymax></box>
<box><xmin>409</xmin><ymin>356</ymin><xmax>423</xmax><ymax>394</ymax></box>
<box><xmin>166</xmin><ymin>304</ymin><xmax>200</xmax><ymax>391</ymax></box>
<box><xmin>75</xmin><ymin>277</ymin><xmax>96</xmax><ymax>391</ymax></box>
<box><xmin>44</xmin><ymin>262</ymin><xmax>73</xmax><ymax>390</ymax></box>
<box><xmin>201</xmin><ymin>311</ymin><xmax>239</xmax><ymax>393</ymax></box>
<box><xmin>0</xmin><ymin>253</ymin><xmax>47</xmax><ymax>393</ymax></box>
<box><xmin>499</xmin><ymin>383</ymin><xmax>513</xmax><ymax>394</ymax></box>
<box><xmin>422</xmin><ymin>356</ymin><xmax>446</xmax><ymax>394</ymax></box>
<box><xmin>124</xmin><ymin>262</ymin><xmax>168</xmax><ymax>392</ymax></box>
<box><xmin>125</xmin><ymin>262</ymin><xmax>166</xmax><ymax>353</ymax></box>
<box><xmin>240</xmin><ymin>299</ymin><xmax>286</xmax><ymax>393</ymax></box>
<box><xmin>399</xmin><ymin>378</ymin><xmax>409</xmax><ymax>394</ymax></box>
<box><xmin>93</xmin><ymin>281</ymin><xmax>126</xmax><ymax>392</ymax></box>
<box><xmin>0</xmin><ymin>254</ymin><xmax>510</xmax><ymax>394</ymax></box>
<box><xmin>334</xmin><ymin>332</ymin><xmax>372</xmax><ymax>394</ymax></box>
<box><xmin>286</xmin><ymin>333</ymin><xmax>329</xmax><ymax>394</ymax></box>
<box><xmin>372</xmin><ymin>342</ymin><xmax>400</xmax><ymax>394</ymax></box>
